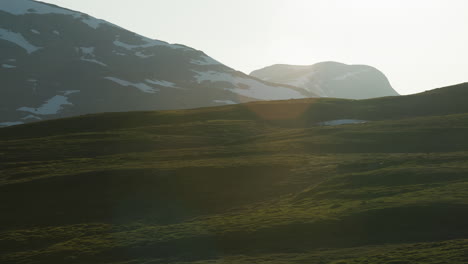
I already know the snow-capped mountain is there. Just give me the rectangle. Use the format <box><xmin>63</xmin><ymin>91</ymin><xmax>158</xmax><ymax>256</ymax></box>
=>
<box><xmin>0</xmin><ymin>0</ymin><xmax>315</xmax><ymax>126</ymax></box>
<box><xmin>250</xmin><ymin>62</ymin><xmax>399</xmax><ymax>100</ymax></box>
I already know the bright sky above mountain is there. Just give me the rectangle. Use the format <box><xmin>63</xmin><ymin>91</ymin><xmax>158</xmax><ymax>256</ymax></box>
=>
<box><xmin>40</xmin><ymin>0</ymin><xmax>468</xmax><ymax>95</ymax></box>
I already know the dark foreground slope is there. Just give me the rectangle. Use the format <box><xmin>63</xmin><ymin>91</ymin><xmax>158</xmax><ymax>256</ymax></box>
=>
<box><xmin>1</xmin><ymin>83</ymin><xmax>468</xmax><ymax>264</ymax></box>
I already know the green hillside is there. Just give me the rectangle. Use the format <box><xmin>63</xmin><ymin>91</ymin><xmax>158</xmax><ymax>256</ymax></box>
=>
<box><xmin>1</xmin><ymin>84</ymin><xmax>468</xmax><ymax>264</ymax></box>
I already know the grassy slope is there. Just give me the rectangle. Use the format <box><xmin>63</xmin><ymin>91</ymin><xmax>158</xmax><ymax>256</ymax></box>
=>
<box><xmin>1</xmin><ymin>83</ymin><xmax>468</xmax><ymax>264</ymax></box>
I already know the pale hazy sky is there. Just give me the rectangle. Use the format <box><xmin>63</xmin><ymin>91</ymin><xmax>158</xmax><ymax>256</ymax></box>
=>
<box><xmin>41</xmin><ymin>0</ymin><xmax>468</xmax><ymax>95</ymax></box>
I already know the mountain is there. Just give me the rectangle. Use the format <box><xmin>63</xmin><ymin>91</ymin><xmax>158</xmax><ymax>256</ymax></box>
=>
<box><xmin>0</xmin><ymin>0</ymin><xmax>315</xmax><ymax>127</ymax></box>
<box><xmin>250</xmin><ymin>61</ymin><xmax>399</xmax><ymax>99</ymax></box>
<box><xmin>1</xmin><ymin>83</ymin><xmax>468</xmax><ymax>264</ymax></box>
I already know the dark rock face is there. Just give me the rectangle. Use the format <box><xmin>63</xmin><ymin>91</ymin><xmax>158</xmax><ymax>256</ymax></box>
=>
<box><xmin>1</xmin><ymin>0</ymin><xmax>315</xmax><ymax>126</ymax></box>
<box><xmin>250</xmin><ymin>62</ymin><xmax>399</xmax><ymax>100</ymax></box>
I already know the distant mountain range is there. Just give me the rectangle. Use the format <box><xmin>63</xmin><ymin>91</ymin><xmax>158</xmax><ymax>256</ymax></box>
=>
<box><xmin>0</xmin><ymin>0</ymin><xmax>316</xmax><ymax>126</ymax></box>
<box><xmin>1</xmin><ymin>0</ymin><xmax>397</xmax><ymax>127</ymax></box>
<box><xmin>251</xmin><ymin>62</ymin><xmax>399</xmax><ymax>99</ymax></box>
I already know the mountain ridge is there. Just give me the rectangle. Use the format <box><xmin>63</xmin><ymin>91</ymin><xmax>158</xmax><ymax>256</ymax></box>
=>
<box><xmin>0</xmin><ymin>0</ymin><xmax>315</xmax><ymax>127</ymax></box>
<box><xmin>250</xmin><ymin>61</ymin><xmax>399</xmax><ymax>99</ymax></box>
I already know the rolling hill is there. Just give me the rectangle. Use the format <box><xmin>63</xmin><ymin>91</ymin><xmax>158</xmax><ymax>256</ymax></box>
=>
<box><xmin>1</xmin><ymin>83</ymin><xmax>467</xmax><ymax>264</ymax></box>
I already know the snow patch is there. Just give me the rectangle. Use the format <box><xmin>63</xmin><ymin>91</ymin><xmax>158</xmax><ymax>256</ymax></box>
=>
<box><xmin>193</xmin><ymin>71</ymin><xmax>306</xmax><ymax>100</ymax></box>
<box><xmin>0</xmin><ymin>28</ymin><xmax>42</xmax><ymax>54</ymax></box>
<box><xmin>78</xmin><ymin>46</ymin><xmax>107</xmax><ymax>67</ymax></box>
<box><xmin>135</xmin><ymin>51</ymin><xmax>154</xmax><ymax>58</ymax></box>
<box><xmin>312</xmin><ymin>83</ymin><xmax>327</xmax><ymax>97</ymax></box>
<box><xmin>22</xmin><ymin>115</ymin><xmax>42</xmax><ymax>120</ymax></box>
<box><xmin>31</xmin><ymin>29</ymin><xmax>40</xmax><ymax>34</ymax></box>
<box><xmin>193</xmin><ymin>71</ymin><xmax>234</xmax><ymax>83</ymax></box>
<box><xmin>104</xmin><ymin>77</ymin><xmax>159</xmax><ymax>93</ymax></box>
<box><xmin>191</xmin><ymin>55</ymin><xmax>221</xmax><ymax>66</ymax></box>
<box><xmin>80</xmin><ymin>16</ymin><xmax>107</xmax><ymax>29</ymax></box>
<box><xmin>62</xmin><ymin>90</ymin><xmax>80</xmax><ymax>96</ymax></box>
<box><xmin>287</xmin><ymin>71</ymin><xmax>317</xmax><ymax>89</ymax></box>
<box><xmin>53</xmin><ymin>30</ymin><xmax>60</xmax><ymax>35</ymax></box>
<box><xmin>145</xmin><ymin>79</ymin><xmax>178</xmax><ymax>88</ymax></box>
<box><xmin>2</xmin><ymin>64</ymin><xmax>16</xmax><ymax>68</ymax></box>
<box><xmin>273</xmin><ymin>70</ymin><xmax>328</xmax><ymax>96</ymax></box>
<box><xmin>112</xmin><ymin>50</ymin><xmax>126</xmax><ymax>56</ymax></box>
<box><xmin>319</xmin><ymin>119</ymin><xmax>368</xmax><ymax>126</ymax></box>
<box><xmin>79</xmin><ymin>47</ymin><xmax>94</xmax><ymax>55</ymax></box>
<box><xmin>333</xmin><ymin>69</ymin><xmax>371</xmax><ymax>81</ymax></box>
<box><xmin>213</xmin><ymin>100</ymin><xmax>236</xmax><ymax>105</ymax></box>
<box><xmin>113</xmin><ymin>39</ymin><xmax>166</xmax><ymax>50</ymax></box>
<box><xmin>0</xmin><ymin>121</ymin><xmax>24</xmax><ymax>127</ymax></box>
<box><xmin>18</xmin><ymin>96</ymin><xmax>72</xmax><ymax>115</ymax></box>
<box><xmin>80</xmin><ymin>58</ymin><xmax>106</xmax><ymax>67</ymax></box>
<box><xmin>17</xmin><ymin>90</ymin><xmax>79</xmax><ymax>115</ymax></box>
<box><xmin>113</xmin><ymin>35</ymin><xmax>186</xmax><ymax>51</ymax></box>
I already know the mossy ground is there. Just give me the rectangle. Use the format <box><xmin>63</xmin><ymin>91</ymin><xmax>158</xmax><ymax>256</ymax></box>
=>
<box><xmin>1</xmin><ymin>88</ymin><xmax>468</xmax><ymax>263</ymax></box>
